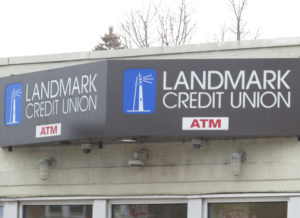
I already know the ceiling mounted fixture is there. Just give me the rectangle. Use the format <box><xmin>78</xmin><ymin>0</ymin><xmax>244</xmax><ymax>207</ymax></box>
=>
<box><xmin>230</xmin><ymin>151</ymin><xmax>246</xmax><ymax>176</ymax></box>
<box><xmin>117</xmin><ymin>137</ymin><xmax>138</xmax><ymax>143</ymax></box>
<box><xmin>128</xmin><ymin>149</ymin><xmax>148</xmax><ymax>168</ymax></box>
<box><xmin>39</xmin><ymin>157</ymin><xmax>55</xmax><ymax>180</ymax></box>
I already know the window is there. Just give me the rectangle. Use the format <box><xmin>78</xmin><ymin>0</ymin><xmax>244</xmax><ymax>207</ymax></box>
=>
<box><xmin>208</xmin><ymin>202</ymin><xmax>287</xmax><ymax>218</ymax></box>
<box><xmin>112</xmin><ymin>204</ymin><xmax>187</xmax><ymax>218</ymax></box>
<box><xmin>23</xmin><ymin>205</ymin><xmax>92</xmax><ymax>218</ymax></box>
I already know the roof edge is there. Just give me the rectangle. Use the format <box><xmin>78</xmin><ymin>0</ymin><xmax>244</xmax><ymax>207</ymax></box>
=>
<box><xmin>2</xmin><ymin>36</ymin><xmax>300</xmax><ymax>66</ymax></box>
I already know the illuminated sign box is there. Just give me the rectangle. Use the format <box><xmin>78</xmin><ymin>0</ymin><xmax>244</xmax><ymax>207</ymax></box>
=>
<box><xmin>0</xmin><ymin>59</ymin><xmax>299</xmax><ymax>147</ymax></box>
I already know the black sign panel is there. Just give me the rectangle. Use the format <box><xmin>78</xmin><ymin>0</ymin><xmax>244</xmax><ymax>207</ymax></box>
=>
<box><xmin>105</xmin><ymin>59</ymin><xmax>299</xmax><ymax>137</ymax></box>
<box><xmin>0</xmin><ymin>61</ymin><xmax>107</xmax><ymax>146</ymax></box>
<box><xmin>0</xmin><ymin>59</ymin><xmax>300</xmax><ymax>147</ymax></box>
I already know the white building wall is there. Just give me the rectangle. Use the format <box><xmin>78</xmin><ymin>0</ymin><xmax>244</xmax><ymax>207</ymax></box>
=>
<box><xmin>0</xmin><ymin>38</ymin><xmax>299</xmax><ymax>197</ymax></box>
<box><xmin>0</xmin><ymin>137</ymin><xmax>299</xmax><ymax>197</ymax></box>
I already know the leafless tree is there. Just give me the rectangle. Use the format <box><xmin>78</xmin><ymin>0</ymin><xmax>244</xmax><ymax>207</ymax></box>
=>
<box><xmin>120</xmin><ymin>2</ymin><xmax>156</xmax><ymax>48</ymax></box>
<box><xmin>156</xmin><ymin>0</ymin><xmax>196</xmax><ymax>46</ymax></box>
<box><xmin>119</xmin><ymin>0</ymin><xmax>196</xmax><ymax>48</ymax></box>
<box><xmin>228</xmin><ymin>0</ymin><xmax>249</xmax><ymax>41</ymax></box>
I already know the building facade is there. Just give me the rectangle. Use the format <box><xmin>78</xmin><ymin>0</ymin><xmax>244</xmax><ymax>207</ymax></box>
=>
<box><xmin>0</xmin><ymin>38</ymin><xmax>300</xmax><ymax>218</ymax></box>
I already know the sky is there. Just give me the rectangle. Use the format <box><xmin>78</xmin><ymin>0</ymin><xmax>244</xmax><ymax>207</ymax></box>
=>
<box><xmin>0</xmin><ymin>0</ymin><xmax>300</xmax><ymax>58</ymax></box>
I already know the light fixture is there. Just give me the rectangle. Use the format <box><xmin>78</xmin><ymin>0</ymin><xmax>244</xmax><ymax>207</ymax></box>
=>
<box><xmin>118</xmin><ymin>137</ymin><xmax>138</xmax><ymax>143</ymax></box>
<box><xmin>128</xmin><ymin>149</ymin><xmax>148</xmax><ymax>168</ymax></box>
<box><xmin>39</xmin><ymin>157</ymin><xmax>55</xmax><ymax>180</ymax></box>
<box><xmin>230</xmin><ymin>151</ymin><xmax>246</xmax><ymax>176</ymax></box>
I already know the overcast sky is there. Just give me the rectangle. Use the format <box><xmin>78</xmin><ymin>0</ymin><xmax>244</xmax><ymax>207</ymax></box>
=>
<box><xmin>0</xmin><ymin>0</ymin><xmax>300</xmax><ymax>58</ymax></box>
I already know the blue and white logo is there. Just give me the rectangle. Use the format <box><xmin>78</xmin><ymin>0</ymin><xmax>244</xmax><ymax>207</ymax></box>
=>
<box><xmin>123</xmin><ymin>69</ymin><xmax>156</xmax><ymax>114</ymax></box>
<box><xmin>5</xmin><ymin>83</ymin><xmax>23</xmax><ymax>126</ymax></box>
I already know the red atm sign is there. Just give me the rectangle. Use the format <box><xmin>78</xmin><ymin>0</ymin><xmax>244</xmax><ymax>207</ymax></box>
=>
<box><xmin>182</xmin><ymin>117</ymin><xmax>229</xmax><ymax>130</ymax></box>
<box><xmin>36</xmin><ymin>123</ymin><xmax>61</xmax><ymax>138</ymax></box>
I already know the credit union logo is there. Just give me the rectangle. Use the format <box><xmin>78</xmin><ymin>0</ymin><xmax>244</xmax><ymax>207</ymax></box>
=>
<box><xmin>123</xmin><ymin>69</ymin><xmax>156</xmax><ymax>114</ymax></box>
<box><xmin>5</xmin><ymin>83</ymin><xmax>23</xmax><ymax>126</ymax></box>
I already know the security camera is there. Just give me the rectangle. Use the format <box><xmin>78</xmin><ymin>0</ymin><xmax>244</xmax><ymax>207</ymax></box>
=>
<box><xmin>193</xmin><ymin>143</ymin><xmax>201</xmax><ymax>149</ymax></box>
<box><xmin>191</xmin><ymin>139</ymin><xmax>206</xmax><ymax>149</ymax></box>
<box><xmin>81</xmin><ymin>144</ymin><xmax>92</xmax><ymax>154</ymax></box>
<box><xmin>98</xmin><ymin>141</ymin><xmax>103</xmax><ymax>149</ymax></box>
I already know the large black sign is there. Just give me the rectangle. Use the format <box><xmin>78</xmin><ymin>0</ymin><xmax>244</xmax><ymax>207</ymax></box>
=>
<box><xmin>1</xmin><ymin>59</ymin><xmax>299</xmax><ymax>146</ymax></box>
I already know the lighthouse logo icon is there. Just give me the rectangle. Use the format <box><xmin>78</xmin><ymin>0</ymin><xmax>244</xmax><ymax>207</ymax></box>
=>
<box><xmin>5</xmin><ymin>83</ymin><xmax>23</xmax><ymax>126</ymax></box>
<box><xmin>123</xmin><ymin>69</ymin><xmax>156</xmax><ymax>114</ymax></box>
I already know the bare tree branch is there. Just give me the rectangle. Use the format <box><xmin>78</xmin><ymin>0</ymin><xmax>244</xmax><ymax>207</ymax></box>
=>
<box><xmin>119</xmin><ymin>0</ymin><xmax>196</xmax><ymax>48</ymax></box>
<box><xmin>119</xmin><ymin>1</ymin><xmax>156</xmax><ymax>48</ymax></box>
<box><xmin>156</xmin><ymin>0</ymin><xmax>196</xmax><ymax>46</ymax></box>
<box><xmin>228</xmin><ymin>0</ymin><xmax>249</xmax><ymax>41</ymax></box>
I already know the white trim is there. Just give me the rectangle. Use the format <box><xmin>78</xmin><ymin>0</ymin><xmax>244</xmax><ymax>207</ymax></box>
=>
<box><xmin>3</xmin><ymin>202</ymin><xmax>17</xmax><ymax>218</ymax></box>
<box><xmin>199</xmin><ymin>193</ymin><xmax>300</xmax><ymax>198</ymax></box>
<box><xmin>188</xmin><ymin>199</ymin><xmax>202</xmax><ymax>218</ymax></box>
<box><xmin>109</xmin><ymin>199</ymin><xmax>188</xmax><ymax>205</ymax></box>
<box><xmin>288</xmin><ymin>197</ymin><xmax>300</xmax><ymax>218</ymax></box>
<box><xmin>93</xmin><ymin>200</ymin><xmax>107</xmax><ymax>218</ymax></box>
<box><xmin>8</xmin><ymin>193</ymin><xmax>300</xmax><ymax>202</ymax></box>
<box><xmin>203</xmin><ymin>197</ymin><xmax>289</xmax><ymax>203</ymax></box>
<box><xmin>19</xmin><ymin>200</ymin><xmax>93</xmax><ymax>205</ymax></box>
<box><xmin>14</xmin><ymin>195</ymin><xmax>193</xmax><ymax>201</ymax></box>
